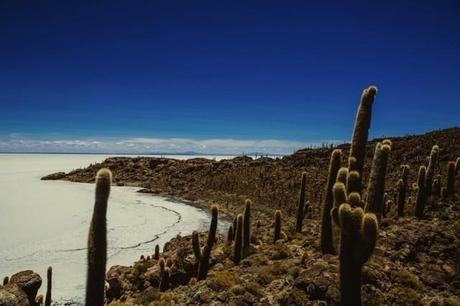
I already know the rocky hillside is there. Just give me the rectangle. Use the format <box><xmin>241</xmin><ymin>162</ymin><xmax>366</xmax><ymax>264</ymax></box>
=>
<box><xmin>35</xmin><ymin>126</ymin><xmax>460</xmax><ymax>306</ymax></box>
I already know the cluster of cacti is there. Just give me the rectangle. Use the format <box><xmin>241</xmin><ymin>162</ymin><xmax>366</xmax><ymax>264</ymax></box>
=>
<box><xmin>45</xmin><ymin>266</ymin><xmax>52</xmax><ymax>306</ymax></box>
<box><xmin>196</xmin><ymin>205</ymin><xmax>218</xmax><ymax>280</ymax></box>
<box><xmin>295</xmin><ymin>172</ymin><xmax>307</xmax><ymax>232</ymax></box>
<box><xmin>86</xmin><ymin>168</ymin><xmax>111</xmax><ymax>306</ymax></box>
<box><xmin>158</xmin><ymin>258</ymin><xmax>169</xmax><ymax>291</ymax></box>
<box><xmin>396</xmin><ymin>165</ymin><xmax>410</xmax><ymax>217</ymax></box>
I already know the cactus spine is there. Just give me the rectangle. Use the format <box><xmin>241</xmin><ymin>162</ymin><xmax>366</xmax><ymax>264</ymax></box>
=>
<box><xmin>425</xmin><ymin>145</ymin><xmax>439</xmax><ymax>196</ymax></box>
<box><xmin>274</xmin><ymin>210</ymin><xmax>281</xmax><ymax>243</ymax></box>
<box><xmin>243</xmin><ymin>199</ymin><xmax>251</xmax><ymax>256</ymax></box>
<box><xmin>348</xmin><ymin>85</ymin><xmax>377</xmax><ymax>192</ymax></box>
<box><xmin>446</xmin><ymin>161</ymin><xmax>456</xmax><ymax>195</ymax></box>
<box><xmin>397</xmin><ymin>165</ymin><xmax>410</xmax><ymax>217</ymax></box>
<box><xmin>45</xmin><ymin>266</ymin><xmax>52</xmax><ymax>306</ymax></box>
<box><xmin>197</xmin><ymin>205</ymin><xmax>218</xmax><ymax>280</ymax></box>
<box><xmin>320</xmin><ymin>149</ymin><xmax>342</xmax><ymax>254</ymax></box>
<box><xmin>233</xmin><ymin>214</ymin><xmax>243</xmax><ymax>264</ymax></box>
<box><xmin>414</xmin><ymin>166</ymin><xmax>427</xmax><ymax>218</ymax></box>
<box><xmin>85</xmin><ymin>168</ymin><xmax>111</xmax><ymax>306</ymax></box>
<box><xmin>295</xmin><ymin>172</ymin><xmax>307</xmax><ymax>232</ymax></box>
<box><xmin>365</xmin><ymin>142</ymin><xmax>391</xmax><ymax>220</ymax></box>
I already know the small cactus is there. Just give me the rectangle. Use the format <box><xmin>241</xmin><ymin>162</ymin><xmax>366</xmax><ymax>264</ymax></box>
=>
<box><xmin>346</xmin><ymin>171</ymin><xmax>361</xmax><ymax>195</ymax></box>
<box><xmin>446</xmin><ymin>161</ymin><xmax>456</xmax><ymax>195</ymax></box>
<box><xmin>159</xmin><ymin>267</ymin><xmax>170</xmax><ymax>292</ymax></box>
<box><xmin>348</xmin><ymin>85</ymin><xmax>378</xmax><ymax>192</ymax></box>
<box><xmin>3</xmin><ymin>276</ymin><xmax>8</xmax><ymax>285</ymax></box>
<box><xmin>365</xmin><ymin>142</ymin><xmax>391</xmax><ymax>220</ymax></box>
<box><xmin>425</xmin><ymin>145</ymin><xmax>439</xmax><ymax>196</ymax></box>
<box><xmin>192</xmin><ymin>231</ymin><xmax>201</xmax><ymax>261</ymax></box>
<box><xmin>397</xmin><ymin>165</ymin><xmax>410</xmax><ymax>217</ymax></box>
<box><xmin>233</xmin><ymin>214</ymin><xmax>243</xmax><ymax>264</ymax></box>
<box><xmin>243</xmin><ymin>199</ymin><xmax>252</xmax><ymax>256</ymax></box>
<box><xmin>45</xmin><ymin>266</ymin><xmax>52</xmax><ymax>306</ymax></box>
<box><xmin>295</xmin><ymin>172</ymin><xmax>307</xmax><ymax>232</ymax></box>
<box><xmin>320</xmin><ymin>149</ymin><xmax>342</xmax><ymax>255</ymax></box>
<box><xmin>415</xmin><ymin>166</ymin><xmax>427</xmax><ymax>218</ymax></box>
<box><xmin>154</xmin><ymin>244</ymin><xmax>160</xmax><ymax>260</ymax></box>
<box><xmin>197</xmin><ymin>205</ymin><xmax>218</xmax><ymax>280</ymax></box>
<box><xmin>227</xmin><ymin>224</ymin><xmax>234</xmax><ymax>243</ymax></box>
<box><xmin>432</xmin><ymin>176</ymin><xmax>441</xmax><ymax>197</ymax></box>
<box><xmin>159</xmin><ymin>258</ymin><xmax>165</xmax><ymax>275</ymax></box>
<box><xmin>274</xmin><ymin>210</ymin><xmax>282</xmax><ymax>243</ymax></box>
<box><xmin>85</xmin><ymin>168</ymin><xmax>111</xmax><ymax>306</ymax></box>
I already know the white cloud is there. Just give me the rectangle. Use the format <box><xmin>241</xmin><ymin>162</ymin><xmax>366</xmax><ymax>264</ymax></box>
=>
<box><xmin>0</xmin><ymin>136</ymin><xmax>341</xmax><ymax>155</ymax></box>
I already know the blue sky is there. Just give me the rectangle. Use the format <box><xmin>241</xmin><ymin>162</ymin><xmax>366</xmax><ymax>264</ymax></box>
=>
<box><xmin>1</xmin><ymin>1</ymin><xmax>459</xmax><ymax>154</ymax></box>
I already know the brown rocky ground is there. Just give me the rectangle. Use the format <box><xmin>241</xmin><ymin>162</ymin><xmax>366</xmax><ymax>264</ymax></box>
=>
<box><xmin>36</xmin><ymin>127</ymin><xmax>460</xmax><ymax>305</ymax></box>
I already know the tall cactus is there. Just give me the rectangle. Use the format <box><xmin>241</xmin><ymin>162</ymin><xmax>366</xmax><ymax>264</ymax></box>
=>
<box><xmin>346</xmin><ymin>171</ymin><xmax>361</xmax><ymax>195</ymax></box>
<box><xmin>446</xmin><ymin>161</ymin><xmax>456</xmax><ymax>195</ymax></box>
<box><xmin>85</xmin><ymin>168</ymin><xmax>111</xmax><ymax>306</ymax></box>
<box><xmin>154</xmin><ymin>244</ymin><xmax>160</xmax><ymax>260</ymax></box>
<box><xmin>192</xmin><ymin>231</ymin><xmax>201</xmax><ymax>261</ymax></box>
<box><xmin>320</xmin><ymin>149</ymin><xmax>342</xmax><ymax>254</ymax></box>
<box><xmin>274</xmin><ymin>210</ymin><xmax>281</xmax><ymax>243</ymax></box>
<box><xmin>348</xmin><ymin>85</ymin><xmax>378</xmax><ymax>191</ymax></box>
<box><xmin>197</xmin><ymin>205</ymin><xmax>218</xmax><ymax>280</ymax></box>
<box><xmin>159</xmin><ymin>266</ymin><xmax>170</xmax><ymax>292</ymax></box>
<box><xmin>425</xmin><ymin>145</ymin><xmax>439</xmax><ymax>196</ymax></box>
<box><xmin>45</xmin><ymin>266</ymin><xmax>52</xmax><ymax>306</ymax></box>
<box><xmin>336</xmin><ymin>167</ymin><xmax>349</xmax><ymax>185</ymax></box>
<box><xmin>365</xmin><ymin>142</ymin><xmax>391</xmax><ymax>220</ymax></box>
<box><xmin>243</xmin><ymin>199</ymin><xmax>251</xmax><ymax>256</ymax></box>
<box><xmin>397</xmin><ymin>165</ymin><xmax>410</xmax><ymax>217</ymax></box>
<box><xmin>414</xmin><ymin>166</ymin><xmax>427</xmax><ymax>218</ymax></box>
<box><xmin>227</xmin><ymin>224</ymin><xmax>234</xmax><ymax>243</ymax></box>
<box><xmin>2</xmin><ymin>276</ymin><xmax>8</xmax><ymax>285</ymax></box>
<box><xmin>455</xmin><ymin>157</ymin><xmax>460</xmax><ymax>175</ymax></box>
<box><xmin>295</xmin><ymin>172</ymin><xmax>307</xmax><ymax>232</ymax></box>
<box><xmin>233</xmin><ymin>214</ymin><xmax>243</xmax><ymax>264</ymax></box>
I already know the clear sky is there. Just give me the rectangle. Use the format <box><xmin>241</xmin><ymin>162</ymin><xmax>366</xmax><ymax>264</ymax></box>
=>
<box><xmin>1</xmin><ymin>1</ymin><xmax>459</xmax><ymax>154</ymax></box>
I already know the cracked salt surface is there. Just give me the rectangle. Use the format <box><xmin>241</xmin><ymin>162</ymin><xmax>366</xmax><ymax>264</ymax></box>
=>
<box><xmin>0</xmin><ymin>154</ymin><xmax>229</xmax><ymax>305</ymax></box>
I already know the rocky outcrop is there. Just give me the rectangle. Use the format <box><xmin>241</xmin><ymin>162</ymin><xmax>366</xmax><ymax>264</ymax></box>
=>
<box><xmin>0</xmin><ymin>271</ymin><xmax>42</xmax><ymax>306</ymax></box>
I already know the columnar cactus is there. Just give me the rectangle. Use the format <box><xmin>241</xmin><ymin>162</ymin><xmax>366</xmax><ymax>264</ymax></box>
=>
<box><xmin>243</xmin><ymin>199</ymin><xmax>251</xmax><ymax>256</ymax></box>
<box><xmin>159</xmin><ymin>267</ymin><xmax>170</xmax><ymax>292</ymax></box>
<box><xmin>446</xmin><ymin>161</ymin><xmax>456</xmax><ymax>195</ymax></box>
<box><xmin>85</xmin><ymin>168</ymin><xmax>111</xmax><ymax>306</ymax></box>
<box><xmin>320</xmin><ymin>149</ymin><xmax>342</xmax><ymax>254</ymax></box>
<box><xmin>3</xmin><ymin>276</ymin><xmax>8</xmax><ymax>285</ymax></box>
<box><xmin>425</xmin><ymin>145</ymin><xmax>439</xmax><ymax>196</ymax></box>
<box><xmin>274</xmin><ymin>210</ymin><xmax>282</xmax><ymax>243</ymax></box>
<box><xmin>397</xmin><ymin>165</ymin><xmax>410</xmax><ymax>217</ymax></box>
<box><xmin>233</xmin><ymin>214</ymin><xmax>243</xmax><ymax>264</ymax></box>
<box><xmin>45</xmin><ymin>266</ymin><xmax>52</xmax><ymax>306</ymax></box>
<box><xmin>330</xmin><ymin>185</ymin><xmax>378</xmax><ymax>306</ymax></box>
<box><xmin>432</xmin><ymin>176</ymin><xmax>441</xmax><ymax>197</ymax></box>
<box><xmin>415</xmin><ymin>166</ymin><xmax>427</xmax><ymax>218</ymax></box>
<box><xmin>365</xmin><ymin>142</ymin><xmax>391</xmax><ymax>220</ymax></box>
<box><xmin>295</xmin><ymin>172</ymin><xmax>307</xmax><ymax>232</ymax></box>
<box><xmin>348</xmin><ymin>85</ymin><xmax>378</xmax><ymax>191</ymax></box>
<box><xmin>192</xmin><ymin>231</ymin><xmax>201</xmax><ymax>261</ymax></box>
<box><xmin>154</xmin><ymin>244</ymin><xmax>160</xmax><ymax>260</ymax></box>
<box><xmin>197</xmin><ymin>205</ymin><xmax>218</xmax><ymax>280</ymax></box>
<box><xmin>455</xmin><ymin>157</ymin><xmax>460</xmax><ymax>174</ymax></box>
<box><xmin>227</xmin><ymin>224</ymin><xmax>234</xmax><ymax>243</ymax></box>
